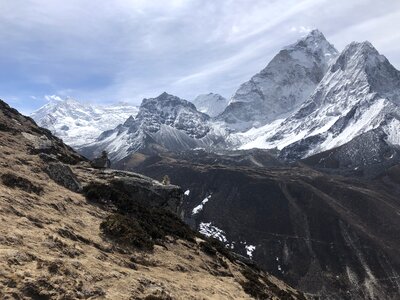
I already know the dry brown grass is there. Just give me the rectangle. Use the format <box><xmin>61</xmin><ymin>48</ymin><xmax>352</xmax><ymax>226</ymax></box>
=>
<box><xmin>0</xmin><ymin>125</ymin><xmax>303</xmax><ymax>299</ymax></box>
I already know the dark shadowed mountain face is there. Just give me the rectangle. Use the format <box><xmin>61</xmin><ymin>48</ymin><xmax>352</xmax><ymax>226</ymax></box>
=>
<box><xmin>116</xmin><ymin>149</ymin><xmax>400</xmax><ymax>299</ymax></box>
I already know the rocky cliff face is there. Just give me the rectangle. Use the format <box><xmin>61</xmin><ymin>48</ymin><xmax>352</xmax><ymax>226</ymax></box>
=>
<box><xmin>0</xmin><ymin>99</ymin><xmax>84</xmax><ymax>164</ymax></box>
<box><xmin>220</xmin><ymin>30</ymin><xmax>338</xmax><ymax>130</ymax></box>
<box><xmin>0</xmin><ymin>98</ymin><xmax>304</xmax><ymax>299</ymax></box>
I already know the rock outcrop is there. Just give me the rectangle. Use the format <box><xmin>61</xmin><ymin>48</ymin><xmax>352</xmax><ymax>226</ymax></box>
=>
<box><xmin>45</xmin><ymin>162</ymin><xmax>82</xmax><ymax>192</ymax></box>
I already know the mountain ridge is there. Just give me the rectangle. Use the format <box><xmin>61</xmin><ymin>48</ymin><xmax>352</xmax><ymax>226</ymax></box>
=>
<box><xmin>32</xmin><ymin>30</ymin><xmax>400</xmax><ymax>165</ymax></box>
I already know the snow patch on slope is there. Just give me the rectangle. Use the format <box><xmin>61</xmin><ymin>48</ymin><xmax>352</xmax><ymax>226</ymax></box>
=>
<box><xmin>384</xmin><ymin>118</ymin><xmax>400</xmax><ymax>146</ymax></box>
<box><xmin>317</xmin><ymin>98</ymin><xmax>387</xmax><ymax>154</ymax></box>
<box><xmin>199</xmin><ymin>222</ymin><xmax>227</xmax><ymax>243</ymax></box>
<box><xmin>245</xmin><ymin>245</ymin><xmax>256</xmax><ymax>259</ymax></box>
<box><xmin>234</xmin><ymin>119</ymin><xmax>284</xmax><ymax>150</ymax></box>
<box><xmin>192</xmin><ymin>195</ymin><xmax>211</xmax><ymax>215</ymax></box>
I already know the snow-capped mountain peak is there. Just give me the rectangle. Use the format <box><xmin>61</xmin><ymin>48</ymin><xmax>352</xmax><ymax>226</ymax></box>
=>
<box><xmin>285</xmin><ymin>29</ymin><xmax>338</xmax><ymax>60</ymax></box>
<box><xmin>135</xmin><ymin>92</ymin><xmax>210</xmax><ymax>138</ymax></box>
<box><xmin>331</xmin><ymin>41</ymin><xmax>383</xmax><ymax>73</ymax></box>
<box><xmin>219</xmin><ymin>29</ymin><xmax>338</xmax><ymax>130</ymax></box>
<box><xmin>330</xmin><ymin>41</ymin><xmax>400</xmax><ymax>104</ymax></box>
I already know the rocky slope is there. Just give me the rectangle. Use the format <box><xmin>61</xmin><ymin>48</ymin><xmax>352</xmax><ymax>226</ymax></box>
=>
<box><xmin>79</xmin><ymin>92</ymin><xmax>228</xmax><ymax>161</ymax></box>
<box><xmin>192</xmin><ymin>93</ymin><xmax>228</xmax><ymax>117</ymax></box>
<box><xmin>30</xmin><ymin>97</ymin><xmax>138</xmax><ymax>147</ymax></box>
<box><xmin>299</xmin><ymin>128</ymin><xmax>400</xmax><ymax>178</ymax></box>
<box><xmin>121</xmin><ymin>149</ymin><xmax>400</xmax><ymax>300</ymax></box>
<box><xmin>219</xmin><ymin>29</ymin><xmax>338</xmax><ymax>130</ymax></box>
<box><xmin>0</xmin><ymin>99</ymin><xmax>306</xmax><ymax>299</ymax></box>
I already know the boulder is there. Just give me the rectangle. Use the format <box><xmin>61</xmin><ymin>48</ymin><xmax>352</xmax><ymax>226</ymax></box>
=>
<box><xmin>45</xmin><ymin>163</ymin><xmax>82</xmax><ymax>192</ymax></box>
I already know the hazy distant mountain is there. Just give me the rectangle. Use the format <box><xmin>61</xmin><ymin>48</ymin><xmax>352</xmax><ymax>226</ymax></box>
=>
<box><xmin>192</xmin><ymin>93</ymin><xmax>228</xmax><ymax>117</ymax></box>
<box><xmin>30</xmin><ymin>97</ymin><xmax>138</xmax><ymax>147</ymax></box>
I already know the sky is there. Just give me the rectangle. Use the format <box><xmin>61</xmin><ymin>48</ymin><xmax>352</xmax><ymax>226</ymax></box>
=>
<box><xmin>1</xmin><ymin>0</ymin><xmax>400</xmax><ymax>114</ymax></box>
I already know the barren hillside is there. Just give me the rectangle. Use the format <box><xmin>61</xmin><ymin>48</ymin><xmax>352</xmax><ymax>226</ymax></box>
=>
<box><xmin>0</xmin><ymin>99</ymin><xmax>305</xmax><ymax>299</ymax></box>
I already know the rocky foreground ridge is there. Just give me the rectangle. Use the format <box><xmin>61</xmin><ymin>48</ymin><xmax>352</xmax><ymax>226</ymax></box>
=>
<box><xmin>0</xmin><ymin>99</ymin><xmax>305</xmax><ymax>299</ymax></box>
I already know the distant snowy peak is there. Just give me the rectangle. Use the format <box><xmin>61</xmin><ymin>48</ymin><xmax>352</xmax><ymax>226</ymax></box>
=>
<box><xmin>31</xmin><ymin>97</ymin><xmax>138</xmax><ymax>147</ymax></box>
<box><xmin>192</xmin><ymin>93</ymin><xmax>228</xmax><ymax>117</ymax></box>
<box><xmin>32</xmin><ymin>98</ymin><xmax>94</xmax><ymax>122</ymax></box>
<box><xmin>220</xmin><ymin>29</ymin><xmax>338</xmax><ymax>130</ymax></box>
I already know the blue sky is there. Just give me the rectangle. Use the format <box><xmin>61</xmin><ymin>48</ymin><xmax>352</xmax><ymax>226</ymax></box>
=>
<box><xmin>1</xmin><ymin>0</ymin><xmax>400</xmax><ymax>114</ymax></box>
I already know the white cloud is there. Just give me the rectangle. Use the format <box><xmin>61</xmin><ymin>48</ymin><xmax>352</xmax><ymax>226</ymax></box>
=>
<box><xmin>291</xmin><ymin>26</ymin><xmax>313</xmax><ymax>35</ymax></box>
<box><xmin>44</xmin><ymin>95</ymin><xmax>63</xmax><ymax>102</ymax></box>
